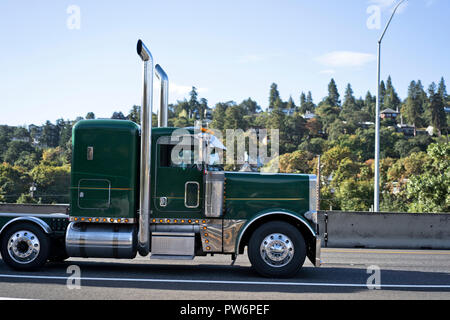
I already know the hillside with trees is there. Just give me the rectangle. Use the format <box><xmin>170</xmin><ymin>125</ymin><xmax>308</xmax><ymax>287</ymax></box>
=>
<box><xmin>1</xmin><ymin>78</ymin><xmax>449</xmax><ymax>213</ymax></box>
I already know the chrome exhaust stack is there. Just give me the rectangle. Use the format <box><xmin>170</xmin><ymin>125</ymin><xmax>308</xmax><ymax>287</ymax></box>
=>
<box><xmin>136</xmin><ymin>39</ymin><xmax>153</xmax><ymax>256</ymax></box>
<box><xmin>155</xmin><ymin>64</ymin><xmax>169</xmax><ymax>127</ymax></box>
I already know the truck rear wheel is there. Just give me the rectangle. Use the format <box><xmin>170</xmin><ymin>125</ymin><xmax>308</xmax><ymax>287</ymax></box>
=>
<box><xmin>248</xmin><ymin>221</ymin><xmax>306</xmax><ymax>278</ymax></box>
<box><xmin>0</xmin><ymin>223</ymin><xmax>50</xmax><ymax>271</ymax></box>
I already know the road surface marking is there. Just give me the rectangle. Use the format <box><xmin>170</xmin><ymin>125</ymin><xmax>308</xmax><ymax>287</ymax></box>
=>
<box><xmin>322</xmin><ymin>249</ymin><xmax>450</xmax><ymax>255</ymax></box>
<box><xmin>0</xmin><ymin>274</ymin><xmax>449</xmax><ymax>289</ymax></box>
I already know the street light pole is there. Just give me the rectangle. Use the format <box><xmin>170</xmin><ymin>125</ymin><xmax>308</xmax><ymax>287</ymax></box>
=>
<box><xmin>374</xmin><ymin>0</ymin><xmax>406</xmax><ymax>212</ymax></box>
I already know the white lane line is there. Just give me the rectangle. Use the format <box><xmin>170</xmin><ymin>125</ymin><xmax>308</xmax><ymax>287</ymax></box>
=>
<box><xmin>0</xmin><ymin>274</ymin><xmax>449</xmax><ymax>289</ymax></box>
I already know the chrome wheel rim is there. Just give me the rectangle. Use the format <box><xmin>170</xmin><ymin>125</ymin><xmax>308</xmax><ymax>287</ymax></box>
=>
<box><xmin>7</xmin><ymin>230</ymin><xmax>40</xmax><ymax>264</ymax></box>
<box><xmin>260</xmin><ymin>233</ymin><xmax>294</xmax><ymax>267</ymax></box>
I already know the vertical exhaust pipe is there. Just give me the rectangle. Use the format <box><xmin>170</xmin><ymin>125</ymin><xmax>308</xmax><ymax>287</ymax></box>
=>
<box><xmin>136</xmin><ymin>39</ymin><xmax>153</xmax><ymax>256</ymax></box>
<box><xmin>155</xmin><ymin>64</ymin><xmax>168</xmax><ymax>127</ymax></box>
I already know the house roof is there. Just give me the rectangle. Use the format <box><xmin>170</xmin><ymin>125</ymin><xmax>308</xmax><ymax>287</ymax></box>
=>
<box><xmin>381</xmin><ymin>108</ymin><xmax>399</xmax><ymax>114</ymax></box>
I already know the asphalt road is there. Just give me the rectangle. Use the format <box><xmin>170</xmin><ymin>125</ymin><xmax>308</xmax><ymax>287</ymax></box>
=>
<box><xmin>0</xmin><ymin>248</ymin><xmax>449</xmax><ymax>300</ymax></box>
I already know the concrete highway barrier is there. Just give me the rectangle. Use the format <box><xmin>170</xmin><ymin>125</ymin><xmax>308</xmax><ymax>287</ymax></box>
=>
<box><xmin>318</xmin><ymin>211</ymin><xmax>450</xmax><ymax>250</ymax></box>
<box><xmin>1</xmin><ymin>204</ymin><xmax>449</xmax><ymax>250</ymax></box>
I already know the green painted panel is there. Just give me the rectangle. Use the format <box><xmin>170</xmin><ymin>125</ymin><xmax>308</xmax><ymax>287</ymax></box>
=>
<box><xmin>70</xmin><ymin>120</ymin><xmax>139</xmax><ymax>220</ymax></box>
<box><xmin>223</xmin><ymin>172</ymin><xmax>310</xmax><ymax>220</ymax></box>
<box><xmin>78</xmin><ymin>179</ymin><xmax>110</xmax><ymax>209</ymax></box>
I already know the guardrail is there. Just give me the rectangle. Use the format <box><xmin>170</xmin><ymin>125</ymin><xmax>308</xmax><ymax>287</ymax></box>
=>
<box><xmin>318</xmin><ymin>211</ymin><xmax>450</xmax><ymax>250</ymax></box>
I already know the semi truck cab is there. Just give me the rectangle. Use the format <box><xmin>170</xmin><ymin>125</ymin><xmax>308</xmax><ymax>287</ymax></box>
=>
<box><xmin>0</xmin><ymin>40</ymin><xmax>320</xmax><ymax>278</ymax></box>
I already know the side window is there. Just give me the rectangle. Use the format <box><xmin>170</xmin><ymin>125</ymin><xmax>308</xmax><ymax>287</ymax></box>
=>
<box><xmin>159</xmin><ymin>144</ymin><xmax>174</xmax><ymax>167</ymax></box>
<box><xmin>159</xmin><ymin>143</ymin><xmax>195</xmax><ymax>168</ymax></box>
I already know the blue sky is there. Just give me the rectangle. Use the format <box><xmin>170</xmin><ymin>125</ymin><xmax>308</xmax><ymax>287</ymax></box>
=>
<box><xmin>0</xmin><ymin>0</ymin><xmax>448</xmax><ymax>126</ymax></box>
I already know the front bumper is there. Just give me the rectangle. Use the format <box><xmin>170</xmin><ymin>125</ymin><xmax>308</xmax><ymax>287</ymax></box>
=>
<box><xmin>306</xmin><ymin>235</ymin><xmax>322</xmax><ymax>267</ymax></box>
<box><xmin>314</xmin><ymin>237</ymin><xmax>322</xmax><ymax>267</ymax></box>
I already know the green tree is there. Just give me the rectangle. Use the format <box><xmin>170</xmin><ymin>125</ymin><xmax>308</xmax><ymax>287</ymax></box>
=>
<box><xmin>277</xmin><ymin>150</ymin><xmax>315</xmax><ymax>174</ymax></box>
<box><xmin>111</xmin><ymin>111</ymin><xmax>126</xmax><ymax>120</ymax></box>
<box><xmin>438</xmin><ymin>77</ymin><xmax>447</xmax><ymax>101</ymax></box>
<box><xmin>30</xmin><ymin>164</ymin><xmax>71</xmax><ymax>204</ymax></box>
<box><xmin>428</xmin><ymin>83</ymin><xmax>447</xmax><ymax>135</ymax></box>
<box><xmin>224</xmin><ymin>104</ymin><xmax>247</xmax><ymax>130</ymax></box>
<box><xmin>0</xmin><ymin>163</ymin><xmax>31</xmax><ymax>203</ymax></box>
<box><xmin>335</xmin><ymin>179</ymin><xmax>373</xmax><ymax>211</ymax></box>
<box><xmin>384</xmin><ymin>76</ymin><xmax>401</xmax><ymax>112</ymax></box>
<box><xmin>298</xmin><ymin>137</ymin><xmax>326</xmax><ymax>155</ymax></box>
<box><xmin>189</xmin><ymin>86</ymin><xmax>199</xmax><ymax>119</ymax></box>
<box><xmin>198</xmin><ymin>98</ymin><xmax>209</xmax><ymax>120</ymax></box>
<box><xmin>342</xmin><ymin>83</ymin><xmax>357</xmax><ymax>111</ymax></box>
<box><xmin>364</xmin><ymin>91</ymin><xmax>375</xmax><ymax>117</ymax></box>
<box><xmin>4</xmin><ymin>140</ymin><xmax>36</xmax><ymax>165</ymax></box>
<box><xmin>127</xmin><ymin>105</ymin><xmax>141</xmax><ymax>125</ymax></box>
<box><xmin>286</xmin><ymin>96</ymin><xmax>296</xmax><ymax>112</ymax></box>
<box><xmin>85</xmin><ymin>112</ymin><xmax>96</xmax><ymax>119</ymax></box>
<box><xmin>210</xmin><ymin>102</ymin><xmax>232</xmax><ymax>131</ymax></box>
<box><xmin>41</xmin><ymin>121</ymin><xmax>60</xmax><ymax>148</ymax></box>
<box><xmin>401</xmin><ymin>80</ymin><xmax>424</xmax><ymax>129</ymax></box>
<box><xmin>239</xmin><ymin>98</ymin><xmax>261</xmax><ymax>115</ymax></box>
<box><xmin>405</xmin><ymin>143</ymin><xmax>449</xmax><ymax>213</ymax></box>
<box><xmin>268</xmin><ymin>83</ymin><xmax>281</xmax><ymax>110</ymax></box>
<box><xmin>325</xmin><ymin>78</ymin><xmax>340</xmax><ymax>107</ymax></box>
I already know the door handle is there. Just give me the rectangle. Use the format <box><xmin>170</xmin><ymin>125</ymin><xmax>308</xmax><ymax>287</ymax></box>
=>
<box><xmin>159</xmin><ymin>197</ymin><xmax>168</xmax><ymax>207</ymax></box>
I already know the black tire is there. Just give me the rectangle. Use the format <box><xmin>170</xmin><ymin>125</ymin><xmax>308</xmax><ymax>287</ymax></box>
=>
<box><xmin>0</xmin><ymin>223</ymin><xmax>50</xmax><ymax>271</ymax></box>
<box><xmin>248</xmin><ymin>221</ymin><xmax>306</xmax><ymax>278</ymax></box>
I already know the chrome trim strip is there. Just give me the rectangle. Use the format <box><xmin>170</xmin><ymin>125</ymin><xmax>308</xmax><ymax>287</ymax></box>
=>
<box><xmin>69</xmin><ymin>217</ymin><xmax>135</xmax><ymax>224</ymax></box>
<box><xmin>315</xmin><ymin>238</ymin><xmax>322</xmax><ymax>267</ymax></box>
<box><xmin>184</xmin><ymin>181</ymin><xmax>200</xmax><ymax>208</ymax></box>
<box><xmin>150</xmin><ymin>218</ymin><xmax>206</xmax><ymax>224</ymax></box>
<box><xmin>308</xmin><ymin>175</ymin><xmax>317</xmax><ymax>214</ymax></box>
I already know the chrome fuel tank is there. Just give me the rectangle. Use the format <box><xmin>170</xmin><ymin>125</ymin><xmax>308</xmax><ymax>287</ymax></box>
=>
<box><xmin>65</xmin><ymin>222</ymin><xmax>137</xmax><ymax>259</ymax></box>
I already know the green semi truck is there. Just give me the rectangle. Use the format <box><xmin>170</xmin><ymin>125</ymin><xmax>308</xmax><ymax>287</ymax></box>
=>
<box><xmin>0</xmin><ymin>40</ymin><xmax>320</xmax><ymax>278</ymax></box>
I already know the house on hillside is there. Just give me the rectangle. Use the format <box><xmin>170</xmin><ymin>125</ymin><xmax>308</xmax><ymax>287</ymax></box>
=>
<box><xmin>301</xmin><ymin>111</ymin><xmax>316</xmax><ymax>120</ymax></box>
<box><xmin>396</xmin><ymin>124</ymin><xmax>415</xmax><ymax>136</ymax></box>
<box><xmin>380</xmin><ymin>108</ymin><xmax>400</xmax><ymax>120</ymax></box>
<box><xmin>282</xmin><ymin>108</ymin><xmax>295</xmax><ymax>116</ymax></box>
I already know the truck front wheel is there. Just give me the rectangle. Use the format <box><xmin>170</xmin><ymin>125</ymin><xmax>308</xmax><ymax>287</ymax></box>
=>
<box><xmin>0</xmin><ymin>223</ymin><xmax>50</xmax><ymax>271</ymax></box>
<box><xmin>248</xmin><ymin>221</ymin><xmax>306</xmax><ymax>278</ymax></box>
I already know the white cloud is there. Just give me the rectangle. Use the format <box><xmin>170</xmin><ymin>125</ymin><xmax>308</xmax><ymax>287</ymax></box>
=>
<box><xmin>168</xmin><ymin>83</ymin><xmax>208</xmax><ymax>102</ymax></box>
<box><xmin>238</xmin><ymin>54</ymin><xmax>266</xmax><ymax>64</ymax></box>
<box><xmin>316</xmin><ymin>51</ymin><xmax>376</xmax><ymax>68</ymax></box>
<box><xmin>319</xmin><ymin>69</ymin><xmax>336</xmax><ymax>75</ymax></box>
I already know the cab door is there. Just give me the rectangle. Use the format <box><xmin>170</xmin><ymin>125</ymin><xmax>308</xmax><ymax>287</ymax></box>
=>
<box><xmin>153</xmin><ymin>135</ymin><xmax>203</xmax><ymax>218</ymax></box>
